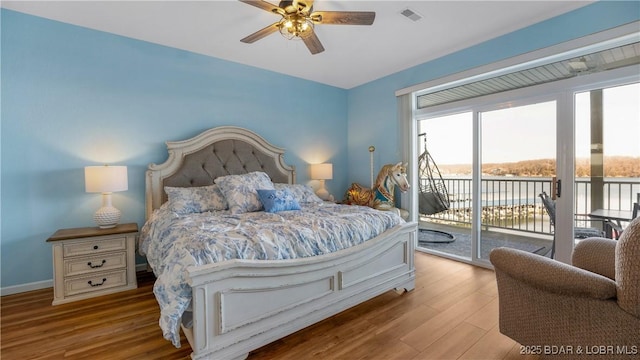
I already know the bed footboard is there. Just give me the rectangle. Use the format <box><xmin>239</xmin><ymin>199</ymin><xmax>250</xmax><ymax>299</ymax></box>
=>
<box><xmin>184</xmin><ymin>221</ymin><xmax>417</xmax><ymax>360</ymax></box>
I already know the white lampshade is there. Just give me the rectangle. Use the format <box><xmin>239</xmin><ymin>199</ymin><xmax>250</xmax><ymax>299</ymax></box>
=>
<box><xmin>310</xmin><ymin>163</ymin><xmax>333</xmax><ymax>180</ymax></box>
<box><xmin>85</xmin><ymin>165</ymin><xmax>128</xmax><ymax>193</ymax></box>
<box><xmin>84</xmin><ymin>165</ymin><xmax>128</xmax><ymax>229</ymax></box>
<box><xmin>310</xmin><ymin>163</ymin><xmax>333</xmax><ymax>201</ymax></box>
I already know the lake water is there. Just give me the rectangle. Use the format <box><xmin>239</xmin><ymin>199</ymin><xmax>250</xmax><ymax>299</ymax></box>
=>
<box><xmin>424</xmin><ymin>176</ymin><xmax>640</xmax><ymax>233</ymax></box>
<box><xmin>439</xmin><ymin>176</ymin><xmax>640</xmax><ymax>212</ymax></box>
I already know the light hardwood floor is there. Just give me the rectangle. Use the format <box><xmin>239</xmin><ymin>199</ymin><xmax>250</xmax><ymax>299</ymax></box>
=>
<box><xmin>1</xmin><ymin>253</ymin><xmax>539</xmax><ymax>360</ymax></box>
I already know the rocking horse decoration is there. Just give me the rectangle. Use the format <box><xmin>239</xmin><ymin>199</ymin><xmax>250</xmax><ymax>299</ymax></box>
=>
<box><xmin>344</xmin><ymin>162</ymin><xmax>410</xmax><ymax>216</ymax></box>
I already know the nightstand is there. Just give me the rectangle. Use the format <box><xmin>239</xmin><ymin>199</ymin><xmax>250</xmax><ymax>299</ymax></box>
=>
<box><xmin>47</xmin><ymin>223</ymin><xmax>138</xmax><ymax>305</ymax></box>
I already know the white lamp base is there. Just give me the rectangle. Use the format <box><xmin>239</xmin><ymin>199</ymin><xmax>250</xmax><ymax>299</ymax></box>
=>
<box><xmin>316</xmin><ymin>187</ymin><xmax>330</xmax><ymax>201</ymax></box>
<box><xmin>94</xmin><ymin>193</ymin><xmax>121</xmax><ymax>229</ymax></box>
<box><xmin>94</xmin><ymin>206</ymin><xmax>121</xmax><ymax>229</ymax></box>
<box><xmin>315</xmin><ymin>181</ymin><xmax>333</xmax><ymax>202</ymax></box>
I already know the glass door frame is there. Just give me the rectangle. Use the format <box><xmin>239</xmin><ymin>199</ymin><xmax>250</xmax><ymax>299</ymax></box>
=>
<box><xmin>411</xmin><ymin>65</ymin><xmax>639</xmax><ymax>265</ymax></box>
<box><xmin>475</xmin><ymin>96</ymin><xmax>560</xmax><ymax>263</ymax></box>
<box><xmin>557</xmin><ymin>67</ymin><xmax>640</xmax><ymax>261</ymax></box>
<box><xmin>415</xmin><ymin>92</ymin><xmax>563</xmax><ymax>266</ymax></box>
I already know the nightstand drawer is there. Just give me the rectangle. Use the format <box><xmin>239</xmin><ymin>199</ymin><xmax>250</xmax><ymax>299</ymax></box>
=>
<box><xmin>64</xmin><ymin>251</ymin><xmax>127</xmax><ymax>277</ymax></box>
<box><xmin>48</xmin><ymin>223</ymin><xmax>138</xmax><ymax>305</ymax></box>
<box><xmin>64</xmin><ymin>269</ymin><xmax>128</xmax><ymax>297</ymax></box>
<box><xmin>63</xmin><ymin>237</ymin><xmax>127</xmax><ymax>257</ymax></box>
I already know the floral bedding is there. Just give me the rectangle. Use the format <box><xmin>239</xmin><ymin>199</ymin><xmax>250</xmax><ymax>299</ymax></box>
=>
<box><xmin>139</xmin><ymin>201</ymin><xmax>404</xmax><ymax>347</ymax></box>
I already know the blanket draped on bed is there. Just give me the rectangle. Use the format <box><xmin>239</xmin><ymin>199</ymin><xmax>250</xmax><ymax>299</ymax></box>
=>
<box><xmin>139</xmin><ymin>202</ymin><xmax>404</xmax><ymax>347</ymax></box>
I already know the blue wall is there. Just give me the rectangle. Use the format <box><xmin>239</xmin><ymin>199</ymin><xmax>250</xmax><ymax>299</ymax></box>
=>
<box><xmin>1</xmin><ymin>9</ymin><xmax>347</xmax><ymax>288</ymax></box>
<box><xmin>2</xmin><ymin>1</ymin><xmax>639</xmax><ymax>290</ymax></box>
<box><xmin>346</xmin><ymin>1</ymin><xmax>640</xmax><ymax>186</ymax></box>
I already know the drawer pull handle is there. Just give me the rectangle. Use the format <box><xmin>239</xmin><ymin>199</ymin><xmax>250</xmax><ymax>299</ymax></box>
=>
<box><xmin>88</xmin><ymin>260</ymin><xmax>106</xmax><ymax>268</ymax></box>
<box><xmin>93</xmin><ymin>245</ymin><xmax>99</xmax><ymax>250</ymax></box>
<box><xmin>88</xmin><ymin>278</ymin><xmax>107</xmax><ymax>287</ymax></box>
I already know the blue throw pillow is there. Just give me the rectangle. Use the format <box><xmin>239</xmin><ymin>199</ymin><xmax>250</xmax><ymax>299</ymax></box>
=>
<box><xmin>257</xmin><ymin>189</ymin><xmax>301</xmax><ymax>213</ymax></box>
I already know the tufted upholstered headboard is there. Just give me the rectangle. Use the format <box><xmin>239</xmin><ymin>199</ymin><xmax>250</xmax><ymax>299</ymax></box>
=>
<box><xmin>145</xmin><ymin>126</ymin><xmax>296</xmax><ymax>219</ymax></box>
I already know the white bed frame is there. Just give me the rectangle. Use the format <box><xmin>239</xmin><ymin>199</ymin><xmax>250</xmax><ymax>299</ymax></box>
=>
<box><xmin>145</xmin><ymin>126</ymin><xmax>417</xmax><ymax>360</ymax></box>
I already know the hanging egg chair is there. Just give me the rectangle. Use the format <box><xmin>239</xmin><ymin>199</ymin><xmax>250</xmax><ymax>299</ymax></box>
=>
<box><xmin>418</xmin><ymin>133</ymin><xmax>450</xmax><ymax>215</ymax></box>
<box><xmin>418</xmin><ymin>133</ymin><xmax>455</xmax><ymax>243</ymax></box>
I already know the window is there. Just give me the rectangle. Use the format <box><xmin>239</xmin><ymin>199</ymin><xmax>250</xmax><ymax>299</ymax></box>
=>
<box><xmin>408</xmin><ymin>31</ymin><xmax>640</xmax><ymax>264</ymax></box>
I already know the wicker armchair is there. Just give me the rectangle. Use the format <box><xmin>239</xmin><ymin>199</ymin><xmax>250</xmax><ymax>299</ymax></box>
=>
<box><xmin>490</xmin><ymin>216</ymin><xmax>640</xmax><ymax>360</ymax></box>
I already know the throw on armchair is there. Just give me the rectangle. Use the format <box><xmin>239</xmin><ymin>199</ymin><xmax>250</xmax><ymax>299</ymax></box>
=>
<box><xmin>490</xmin><ymin>216</ymin><xmax>640</xmax><ymax>360</ymax></box>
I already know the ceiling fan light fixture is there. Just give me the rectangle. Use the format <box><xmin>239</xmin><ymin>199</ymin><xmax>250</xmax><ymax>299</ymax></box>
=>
<box><xmin>278</xmin><ymin>15</ymin><xmax>314</xmax><ymax>40</ymax></box>
<box><xmin>239</xmin><ymin>0</ymin><xmax>375</xmax><ymax>54</ymax></box>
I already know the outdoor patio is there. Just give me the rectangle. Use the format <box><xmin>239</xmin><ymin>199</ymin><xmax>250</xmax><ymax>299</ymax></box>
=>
<box><xmin>416</xmin><ymin>175</ymin><xmax>639</xmax><ymax>261</ymax></box>
<box><xmin>417</xmin><ymin>219</ymin><xmax>553</xmax><ymax>260</ymax></box>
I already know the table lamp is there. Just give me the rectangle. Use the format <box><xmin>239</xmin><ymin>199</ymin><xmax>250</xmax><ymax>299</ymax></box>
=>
<box><xmin>85</xmin><ymin>165</ymin><xmax>128</xmax><ymax>228</ymax></box>
<box><xmin>310</xmin><ymin>163</ymin><xmax>333</xmax><ymax>201</ymax></box>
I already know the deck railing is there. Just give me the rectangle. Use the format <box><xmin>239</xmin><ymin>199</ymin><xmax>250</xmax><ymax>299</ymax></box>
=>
<box><xmin>421</xmin><ymin>176</ymin><xmax>640</xmax><ymax>235</ymax></box>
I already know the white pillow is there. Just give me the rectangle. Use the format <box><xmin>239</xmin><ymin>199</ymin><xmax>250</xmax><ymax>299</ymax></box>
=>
<box><xmin>215</xmin><ymin>171</ymin><xmax>275</xmax><ymax>214</ymax></box>
<box><xmin>164</xmin><ymin>184</ymin><xmax>228</xmax><ymax>214</ymax></box>
<box><xmin>274</xmin><ymin>183</ymin><xmax>323</xmax><ymax>204</ymax></box>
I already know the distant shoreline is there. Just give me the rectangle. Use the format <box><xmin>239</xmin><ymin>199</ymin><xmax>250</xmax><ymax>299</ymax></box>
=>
<box><xmin>437</xmin><ymin>156</ymin><xmax>640</xmax><ymax>177</ymax></box>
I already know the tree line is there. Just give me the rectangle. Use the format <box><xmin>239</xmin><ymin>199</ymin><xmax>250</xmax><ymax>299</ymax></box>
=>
<box><xmin>438</xmin><ymin>156</ymin><xmax>640</xmax><ymax>177</ymax></box>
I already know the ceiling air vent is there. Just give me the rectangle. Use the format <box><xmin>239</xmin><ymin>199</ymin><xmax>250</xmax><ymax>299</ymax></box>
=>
<box><xmin>400</xmin><ymin>8</ymin><xmax>423</xmax><ymax>22</ymax></box>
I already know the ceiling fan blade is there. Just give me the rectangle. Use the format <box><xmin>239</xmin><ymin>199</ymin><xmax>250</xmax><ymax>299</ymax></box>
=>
<box><xmin>240</xmin><ymin>22</ymin><xmax>281</xmax><ymax>43</ymax></box>
<box><xmin>311</xmin><ymin>11</ymin><xmax>375</xmax><ymax>25</ymax></box>
<box><xmin>239</xmin><ymin>0</ymin><xmax>284</xmax><ymax>16</ymax></box>
<box><xmin>302</xmin><ymin>31</ymin><xmax>324</xmax><ymax>55</ymax></box>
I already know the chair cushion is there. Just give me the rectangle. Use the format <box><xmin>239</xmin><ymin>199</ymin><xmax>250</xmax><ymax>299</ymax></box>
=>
<box><xmin>616</xmin><ymin>216</ymin><xmax>640</xmax><ymax>317</ymax></box>
<box><xmin>490</xmin><ymin>247</ymin><xmax>616</xmax><ymax>300</ymax></box>
<box><xmin>572</xmin><ymin>238</ymin><xmax>616</xmax><ymax>280</ymax></box>
<box><xmin>575</xmin><ymin>227</ymin><xmax>605</xmax><ymax>239</ymax></box>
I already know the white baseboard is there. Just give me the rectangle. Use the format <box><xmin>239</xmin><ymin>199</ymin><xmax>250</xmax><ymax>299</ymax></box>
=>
<box><xmin>136</xmin><ymin>263</ymin><xmax>149</xmax><ymax>272</ymax></box>
<box><xmin>1</xmin><ymin>263</ymin><xmax>150</xmax><ymax>296</ymax></box>
<box><xmin>1</xmin><ymin>279</ymin><xmax>53</xmax><ymax>296</ymax></box>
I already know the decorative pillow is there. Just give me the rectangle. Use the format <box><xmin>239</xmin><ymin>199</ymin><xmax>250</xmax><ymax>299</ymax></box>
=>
<box><xmin>215</xmin><ymin>171</ymin><xmax>275</xmax><ymax>214</ymax></box>
<box><xmin>164</xmin><ymin>184</ymin><xmax>227</xmax><ymax>214</ymax></box>
<box><xmin>274</xmin><ymin>183</ymin><xmax>323</xmax><ymax>204</ymax></box>
<box><xmin>257</xmin><ymin>189</ymin><xmax>301</xmax><ymax>213</ymax></box>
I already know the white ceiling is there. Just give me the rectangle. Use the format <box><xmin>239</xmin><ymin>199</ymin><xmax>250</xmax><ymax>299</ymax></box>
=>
<box><xmin>2</xmin><ymin>1</ymin><xmax>594</xmax><ymax>89</ymax></box>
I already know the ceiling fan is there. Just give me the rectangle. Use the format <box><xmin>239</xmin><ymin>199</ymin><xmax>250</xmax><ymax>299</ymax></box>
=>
<box><xmin>239</xmin><ymin>0</ymin><xmax>375</xmax><ymax>55</ymax></box>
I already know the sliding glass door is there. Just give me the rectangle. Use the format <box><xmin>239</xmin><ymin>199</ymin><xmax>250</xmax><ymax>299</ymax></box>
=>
<box><xmin>409</xmin><ymin>34</ymin><xmax>639</xmax><ymax>266</ymax></box>
<box><xmin>416</xmin><ymin>113</ymin><xmax>473</xmax><ymax>260</ymax></box>
<box><xmin>414</xmin><ymin>79</ymin><xmax>638</xmax><ymax>265</ymax></box>
<box><xmin>478</xmin><ymin>101</ymin><xmax>557</xmax><ymax>260</ymax></box>
<box><xmin>416</xmin><ymin>97</ymin><xmax>566</xmax><ymax>264</ymax></box>
<box><xmin>574</xmin><ymin>82</ymin><xmax>640</xmax><ymax>237</ymax></box>
<box><xmin>416</xmin><ymin>100</ymin><xmax>560</xmax><ymax>262</ymax></box>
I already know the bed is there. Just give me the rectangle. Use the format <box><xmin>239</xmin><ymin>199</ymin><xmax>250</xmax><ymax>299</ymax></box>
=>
<box><xmin>140</xmin><ymin>126</ymin><xmax>417</xmax><ymax>360</ymax></box>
